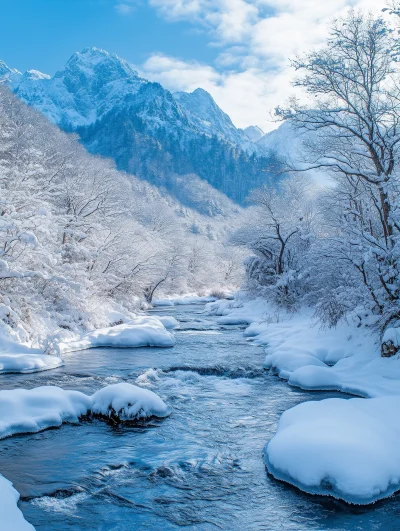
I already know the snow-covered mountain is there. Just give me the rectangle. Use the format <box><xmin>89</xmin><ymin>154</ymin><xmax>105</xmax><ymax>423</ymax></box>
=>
<box><xmin>1</xmin><ymin>48</ymin><xmax>282</xmax><ymax>205</ymax></box>
<box><xmin>11</xmin><ymin>48</ymin><xmax>146</xmax><ymax>128</ymax></box>
<box><xmin>242</xmin><ymin>125</ymin><xmax>264</xmax><ymax>142</ymax></box>
<box><xmin>258</xmin><ymin>121</ymin><xmax>329</xmax><ymax>186</ymax></box>
<box><xmin>174</xmin><ymin>88</ymin><xmax>254</xmax><ymax>148</ymax></box>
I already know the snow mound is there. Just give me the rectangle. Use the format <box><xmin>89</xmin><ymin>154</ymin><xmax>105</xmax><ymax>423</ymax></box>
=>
<box><xmin>154</xmin><ymin>315</ymin><xmax>180</xmax><ymax>330</ymax></box>
<box><xmin>0</xmin><ymin>353</ymin><xmax>62</xmax><ymax>374</ymax></box>
<box><xmin>153</xmin><ymin>294</ymin><xmax>217</xmax><ymax>306</ymax></box>
<box><xmin>0</xmin><ymin>329</ymin><xmax>63</xmax><ymax>374</ymax></box>
<box><xmin>60</xmin><ymin>316</ymin><xmax>175</xmax><ymax>352</ymax></box>
<box><xmin>0</xmin><ymin>386</ymin><xmax>91</xmax><ymax>440</ymax></box>
<box><xmin>265</xmin><ymin>395</ymin><xmax>400</xmax><ymax>504</ymax></box>
<box><xmin>0</xmin><ymin>383</ymin><xmax>170</xmax><ymax>441</ymax></box>
<box><xmin>91</xmin><ymin>382</ymin><xmax>170</xmax><ymax>420</ymax></box>
<box><xmin>0</xmin><ymin>475</ymin><xmax>34</xmax><ymax>530</ymax></box>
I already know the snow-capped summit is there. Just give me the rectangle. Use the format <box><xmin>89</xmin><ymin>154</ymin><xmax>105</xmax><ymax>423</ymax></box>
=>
<box><xmin>1</xmin><ymin>47</ymin><xmax>281</xmax><ymax>204</ymax></box>
<box><xmin>0</xmin><ymin>60</ymin><xmax>21</xmax><ymax>82</ymax></box>
<box><xmin>242</xmin><ymin>125</ymin><xmax>264</xmax><ymax>142</ymax></box>
<box><xmin>22</xmin><ymin>70</ymin><xmax>50</xmax><ymax>80</ymax></box>
<box><xmin>174</xmin><ymin>88</ymin><xmax>250</xmax><ymax>147</ymax></box>
<box><xmin>54</xmin><ymin>47</ymin><xmax>140</xmax><ymax>86</ymax></box>
<box><xmin>10</xmin><ymin>47</ymin><xmax>147</xmax><ymax>127</ymax></box>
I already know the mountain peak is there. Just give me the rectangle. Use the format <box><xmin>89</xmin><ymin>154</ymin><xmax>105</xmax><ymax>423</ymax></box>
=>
<box><xmin>23</xmin><ymin>69</ymin><xmax>50</xmax><ymax>80</ymax></box>
<box><xmin>56</xmin><ymin>47</ymin><xmax>140</xmax><ymax>81</ymax></box>
<box><xmin>0</xmin><ymin>60</ymin><xmax>21</xmax><ymax>78</ymax></box>
<box><xmin>243</xmin><ymin>125</ymin><xmax>264</xmax><ymax>142</ymax></box>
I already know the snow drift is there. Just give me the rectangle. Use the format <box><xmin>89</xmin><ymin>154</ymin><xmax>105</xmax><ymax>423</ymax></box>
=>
<box><xmin>0</xmin><ymin>330</ymin><xmax>63</xmax><ymax>374</ymax></box>
<box><xmin>60</xmin><ymin>315</ymin><xmax>175</xmax><ymax>353</ymax></box>
<box><xmin>265</xmin><ymin>395</ymin><xmax>400</xmax><ymax>504</ymax></box>
<box><xmin>0</xmin><ymin>475</ymin><xmax>34</xmax><ymax>530</ymax></box>
<box><xmin>0</xmin><ymin>383</ymin><xmax>170</xmax><ymax>440</ymax></box>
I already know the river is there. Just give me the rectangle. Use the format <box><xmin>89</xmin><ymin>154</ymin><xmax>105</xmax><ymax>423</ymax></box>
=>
<box><xmin>0</xmin><ymin>303</ymin><xmax>399</xmax><ymax>530</ymax></box>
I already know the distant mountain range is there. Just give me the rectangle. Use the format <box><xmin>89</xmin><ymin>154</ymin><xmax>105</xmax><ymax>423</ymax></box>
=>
<box><xmin>0</xmin><ymin>48</ymin><xmax>286</xmax><ymax>208</ymax></box>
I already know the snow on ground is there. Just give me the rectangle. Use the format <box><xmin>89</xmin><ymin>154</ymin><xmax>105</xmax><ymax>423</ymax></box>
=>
<box><xmin>153</xmin><ymin>294</ymin><xmax>218</xmax><ymax>306</ymax></box>
<box><xmin>0</xmin><ymin>475</ymin><xmax>34</xmax><ymax>530</ymax></box>
<box><xmin>264</xmin><ymin>395</ymin><xmax>400</xmax><ymax>505</ymax></box>
<box><xmin>153</xmin><ymin>315</ymin><xmax>180</xmax><ymax>330</ymax></box>
<box><xmin>0</xmin><ymin>312</ymin><xmax>175</xmax><ymax>373</ymax></box>
<box><xmin>0</xmin><ymin>382</ymin><xmax>170</xmax><ymax>529</ymax></box>
<box><xmin>0</xmin><ymin>331</ymin><xmax>63</xmax><ymax>374</ymax></box>
<box><xmin>207</xmin><ymin>297</ymin><xmax>389</xmax><ymax>398</ymax></box>
<box><xmin>207</xmin><ymin>296</ymin><xmax>400</xmax><ymax>504</ymax></box>
<box><xmin>59</xmin><ymin>315</ymin><xmax>175</xmax><ymax>353</ymax></box>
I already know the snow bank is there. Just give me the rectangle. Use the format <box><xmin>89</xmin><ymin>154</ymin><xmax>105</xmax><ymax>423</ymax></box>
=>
<box><xmin>0</xmin><ymin>475</ymin><xmax>34</xmax><ymax>530</ymax></box>
<box><xmin>0</xmin><ymin>383</ymin><xmax>170</xmax><ymax>441</ymax></box>
<box><xmin>210</xmin><ymin>297</ymin><xmax>400</xmax><ymax>504</ymax></box>
<box><xmin>153</xmin><ymin>294</ymin><xmax>217</xmax><ymax>306</ymax></box>
<box><xmin>265</xmin><ymin>395</ymin><xmax>400</xmax><ymax>504</ymax></box>
<box><xmin>207</xmin><ymin>298</ymin><xmax>385</xmax><ymax>397</ymax></box>
<box><xmin>0</xmin><ymin>352</ymin><xmax>62</xmax><ymax>374</ymax></box>
<box><xmin>0</xmin><ymin>332</ymin><xmax>63</xmax><ymax>374</ymax></box>
<box><xmin>153</xmin><ymin>315</ymin><xmax>180</xmax><ymax>330</ymax></box>
<box><xmin>60</xmin><ymin>315</ymin><xmax>175</xmax><ymax>353</ymax></box>
<box><xmin>0</xmin><ymin>386</ymin><xmax>91</xmax><ymax>440</ymax></box>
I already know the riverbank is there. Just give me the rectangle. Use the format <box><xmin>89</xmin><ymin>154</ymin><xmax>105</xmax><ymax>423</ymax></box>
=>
<box><xmin>206</xmin><ymin>297</ymin><xmax>400</xmax><ymax>505</ymax></box>
<box><xmin>1</xmin><ymin>303</ymin><xmax>378</xmax><ymax>531</ymax></box>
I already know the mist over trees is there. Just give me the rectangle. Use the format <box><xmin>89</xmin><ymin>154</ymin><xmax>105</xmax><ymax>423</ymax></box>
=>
<box><xmin>238</xmin><ymin>11</ymin><xmax>400</xmax><ymax>335</ymax></box>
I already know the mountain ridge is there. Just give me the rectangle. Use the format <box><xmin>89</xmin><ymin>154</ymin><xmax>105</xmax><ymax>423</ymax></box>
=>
<box><xmin>1</xmin><ymin>47</ymin><xmax>283</xmax><ymax>206</ymax></box>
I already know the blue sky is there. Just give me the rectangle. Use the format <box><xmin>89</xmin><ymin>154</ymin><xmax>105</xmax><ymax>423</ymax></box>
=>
<box><xmin>1</xmin><ymin>0</ymin><xmax>382</xmax><ymax>131</ymax></box>
<box><xmin>0</xmin><ymin>0</ymin><xmax>217</xmax><ymax>75</ymax></box>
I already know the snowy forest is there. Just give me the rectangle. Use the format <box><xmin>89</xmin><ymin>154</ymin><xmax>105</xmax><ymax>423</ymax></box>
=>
<box><xmin>3</xmin><ymin>3</ymin><xmax>400</xmax><ymax>531</ymax></box>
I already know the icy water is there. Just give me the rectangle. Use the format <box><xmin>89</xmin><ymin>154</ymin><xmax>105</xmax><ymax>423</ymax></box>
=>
<box><xmin>0</xmin><ymin>305</ymin><xmax>400</xmax><ymax>531</ymax></box>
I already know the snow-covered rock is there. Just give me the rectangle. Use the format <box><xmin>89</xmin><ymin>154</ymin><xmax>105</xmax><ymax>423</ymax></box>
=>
<box><xmin>154</xmin><ymin>315</ymin><xmax>180</xmax><ymax>330</ymax></box>
<box><xmin>0</xmin><ymin>386</ymin><xmax>91</xmax><ymax>440</ymax></box>
<box><xmin>59</xmin><ymin>316</ymin><xmax>175</xmax><ymax>352</ymax></box>
<box><xmin>265</xmin><ymin>395</ymin><xmax>400</xmax><ymax>504</ymax></box>
<box><xmin>381</xmin><ymin>327</ymin><xmax>400</xmax><ymax>357</ymax></box>
<box><xmin>174</xmin><ymin>88</ymin><xmax>257</xmax><ymax>150</ymax></box>
<box><xmin>91</xmin><ymin>382</ymin><xmax>170</xmax><ymax>420</ymax></box>
<box><xmin>0</xmin><ymin>383</ymin><xmax>170</xmax><ymax>441</ymax></box>
<box><xmin>11</xmin><ymin>47</ymin><xmax>146</xmax><ymax>127</ymax></box>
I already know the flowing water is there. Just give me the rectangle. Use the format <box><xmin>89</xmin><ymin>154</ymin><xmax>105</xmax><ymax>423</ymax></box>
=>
<box><xmin>0</xmin><ymin>304</ymin><xmax>399</xmax><ymax>530</ymax></box>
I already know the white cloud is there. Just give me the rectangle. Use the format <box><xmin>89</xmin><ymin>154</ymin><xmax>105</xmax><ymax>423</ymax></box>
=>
<box><xmin>141</xmin><ymin>0</ymin><xmax>388</xmax><ymax>131</ymax></box>
<box><xmin>140</xmin><ymin>54</ymin><xmax>293</xmax><ymax>132</ymax></box>
<box><xmin>115</xmin><ymin>3</ymin><xmax>134</xmax><ymax>14</ymax></box>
